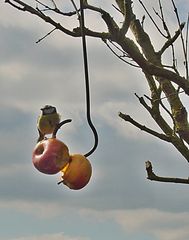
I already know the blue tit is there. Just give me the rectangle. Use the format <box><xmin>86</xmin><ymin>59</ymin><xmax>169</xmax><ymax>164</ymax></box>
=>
<box><xmin>37</xmin><ymin>105</ymin><xmax>61</xmax><ymax>142</ymax></box>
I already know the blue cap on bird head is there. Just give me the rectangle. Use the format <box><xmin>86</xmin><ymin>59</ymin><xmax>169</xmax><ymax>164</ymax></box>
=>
<box><xmin>41</xmin><ymin>105</ymin><xmax>57</xmax><ymax>115</ymax></box>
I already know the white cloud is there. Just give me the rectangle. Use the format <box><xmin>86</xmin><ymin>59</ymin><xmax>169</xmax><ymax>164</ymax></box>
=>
<box><xmin>80</xmin><ymin>208</ymin><xmax>189</xmax><ymax>240</ymax></box>
<box><xmin>9</xmin><ymin>232</ymin><xmax>88</xmax><ymax>240</ymax></box>
<box><xmin>0</xmin><ymin>163</ymin><xmax>30</xmax><ymax>176</ymax></box>
<box><xmin>0</xmin><ymin>61</ymin><xmax>31</xmax><ymax>81</ymax></box>
<box><xmin>113</xmin><ymin>209</ymin><xmax>189</xmax><ymax>240</ymax></box>
<box><xmin>0</xmin><ymin>200</ymin><xmax>62</xmax><ymax>218</ymax></box>
<box><xmin>95</xmin><ymin>99</ymin><xmax>164</xmax><ymax>141</ymax></box>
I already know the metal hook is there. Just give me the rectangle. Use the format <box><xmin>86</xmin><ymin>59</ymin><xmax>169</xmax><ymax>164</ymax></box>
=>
<box><xmin>79</xmin><ymin>0</ymin><xmax>99</xmax><ymax>157</ymax></box>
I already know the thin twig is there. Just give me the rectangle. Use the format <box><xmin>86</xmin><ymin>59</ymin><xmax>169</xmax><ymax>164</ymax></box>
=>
<box><xmin>134</xmin><ymin>93</ymin><xmax>152</xmax><ymax>112</ymax></box>
<box><xmin>70</xmin><ymin>0</ymin><xmax>80</xmax><ymax>19</ymax></box>
<box><xmin>51</xmin><ymin>0</ymin><xmax>57</xmax><ymax>9</ymax></box>
<box><xmin>35</xmin><ymin>0</ymin><xmax>77</xmax><ymax>16</ymax></box>
<box><xmin>153</xmin><ymin>90</ymin><xmax>185</xmax><ymax>102</ymax></box>
<box><xmin>159</xmin><ymin>23</ymin><xmax>185</xmax><ymax>55</ymax></box>
<box><xmin>35</xmin><ymin>0</ymin><xmax>52</xmax><ymax>11</ymax></box>
<box><xmin>5</xmin><ymin>0</ymin><xmax>23</xmax><ymax>10</ymax></box>
<box><xmin>141</xmin><ymin>15</ymin><xmax>145</xmax><ymax>27</ymax></box>
<box><xmin>5</xmin><ymin>0</ymin><xmax>78</xmax><ymax>36</ymax></box>
<box><xmin>154</xmin><ymin>0</ymin><xmax>181</xmax><ymax>76</ymax></box>
<box><xmin>144</xmin><ymin>93</ymin><xmax>176</xmax><ymax>133</ymax></box>
<box><xmin>137</xmin><ymin>0</ymin><xmax>167</xmax><ymax>38</ymax></box>
<box><xmin>171</xmin><ymin>0</ymin><xmax>188</xmax><ymax>79</ymax></box>
<box><xmin>103</xmin><ymin>39</ymin><xmax>139</xmax><ymax>67</ymax></box>
<box><xmin>112</xmin><ymin>4</ymin><xmax>122</xmax><ymax>14</ymax></box>
<box><xmin>36</xmin><ymin>27</ymin><xmax>56</xmax><ymax>43</ymax></box>
<box><xmin>145</xmin><ymin>160</ymin><xmax>189</xmax><ymax>184</ymax></box>
<box><xmin>134</xmin><ymin>92</ymin><xmax>176</xmax><ymax>138</ymax></box>
<box><xmin>185</xmin><ymin>13</ymin><xmax>189</xmax><ymax>79</ymax></box>
<box><xmin>119</xmin><ymin>112</ymin><xmax>172</xmax><ymax>142</ymax></box>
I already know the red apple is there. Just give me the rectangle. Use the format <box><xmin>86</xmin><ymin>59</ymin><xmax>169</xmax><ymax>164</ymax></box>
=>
<box><xmin>32</xmin><ymin>138</ymin><xmax>70</xmax><ymax>174</ymax></box>
<box><xmin>61</xmin><ymin>154</ymin><xmax>92</xmax><ymax>190</ymax></box>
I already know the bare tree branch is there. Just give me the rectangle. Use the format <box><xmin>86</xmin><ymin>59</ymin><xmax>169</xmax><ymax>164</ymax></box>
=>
<box><xmin>119</xmin><ymin>112</ymin><xmax>172</xmax><ymax>142</ymax></box>
<box><xmin>145</xmin><ymin>161</ymin><xmax>189</xmax><ymax>184</ymax></box>
<box><xmin>159</xmin><ymin>22</ymin><xmax>185</xmax><ymax>55</ymax></box>
<box><xmin>103</xmin><ymin>39</ymin><xmax>139</xmax><ymax>67</ymax></box>
<box><xmin>5</xmin><ymin>0</ymin><xmax>78</xmax><ymax>36</ymax></box>
<box><xmin>117</xmin><ymin>25</ymin><xmax>189</xmax><ymax>95</ymax></box>
<box><xmin>137</xmin><ymin>0</ymin><xmax>167</xmax><ymax>38</ymax></box>
<box><xmin>5</xmin><ymin>0</ymin><xmax>189</xmax><ymax>94</ymax></box>
<box><xmin>35</xmin><ymin>0</ymin><xmax>77</xmax><ymax>16</ymax></box>
<box><xmin>120</xmin><ymin>0</ymin><xmax>134</xmax><ymax>37</ymax></box>
<box><xmin>36</xmin><ymin>27</ymin><xmax>56</xmax><ymax>43</ymax></box>
<box><xmin>185</xmin><ymin>12</ymin><xmax>189</xmax><ymax>79</ymax></box>
<box><xmin>171</xmin><ymin>0</ymin><xmax>188</xmax><ymax>79</ymax></box>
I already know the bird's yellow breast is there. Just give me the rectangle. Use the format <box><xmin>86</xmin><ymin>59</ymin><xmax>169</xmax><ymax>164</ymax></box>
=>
<box><xmin>38</xmin><ymin>113</ymin><xmax>60</xmax><ymax>135</ymax></box>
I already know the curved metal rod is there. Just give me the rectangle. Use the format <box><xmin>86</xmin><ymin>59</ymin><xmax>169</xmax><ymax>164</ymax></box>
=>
<box><xmin>52</xmin><ymin>119</ymin><xmax>72</xmax><ymax>138</ymax></box>
<box><xmin>80</xmin><ymin>0</ymin><xmax>99</xmax><ymax>157</ymax></box>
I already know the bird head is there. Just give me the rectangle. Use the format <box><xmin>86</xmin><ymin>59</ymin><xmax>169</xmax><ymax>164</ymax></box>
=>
<box><xmin>40</xmin><ymin>105</ymin><xmax>57</xmax><ymax>115</ymax></box>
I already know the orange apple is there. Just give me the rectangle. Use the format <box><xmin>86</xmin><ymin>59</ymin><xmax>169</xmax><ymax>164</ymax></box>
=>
<box><xmin>32</xmin><ymin>138</ymin><xmax>70</xmax><ymax>174</ymax></box>
<box><xmin>61</xmin><ymin>154</ymin><xmax>92</xmax><ymax>190</ymax></box>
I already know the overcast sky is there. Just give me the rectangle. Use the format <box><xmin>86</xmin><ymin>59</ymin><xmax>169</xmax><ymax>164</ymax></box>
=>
<box><xmin>0</xmin><ymin>0</ymin><xmax>189</xmax><ymax>240</ymax></box>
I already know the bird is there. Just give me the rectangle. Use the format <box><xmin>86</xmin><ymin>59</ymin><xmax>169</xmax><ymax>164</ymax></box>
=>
<box><xmin>37</xmin><ymin>105</ymin><xmax>61</xmax><ymax>142</ymax></box>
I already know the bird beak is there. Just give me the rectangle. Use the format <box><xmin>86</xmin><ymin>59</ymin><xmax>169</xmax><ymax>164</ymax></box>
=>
<box><xmin>40</xmin><ymin>106</ymin><xmax>46</xmax><ymax>110</ymax></box>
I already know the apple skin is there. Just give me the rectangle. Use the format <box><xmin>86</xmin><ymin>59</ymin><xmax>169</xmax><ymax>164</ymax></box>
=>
<box><xmin>61</xmin><ymin>154</ymin><xmax>92</xmax><ymax>190</ymax></box>
<box><xmin>32</xmin><ymin>138</ymin><xmax>70</xmax><ymax>175</ymax></box>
